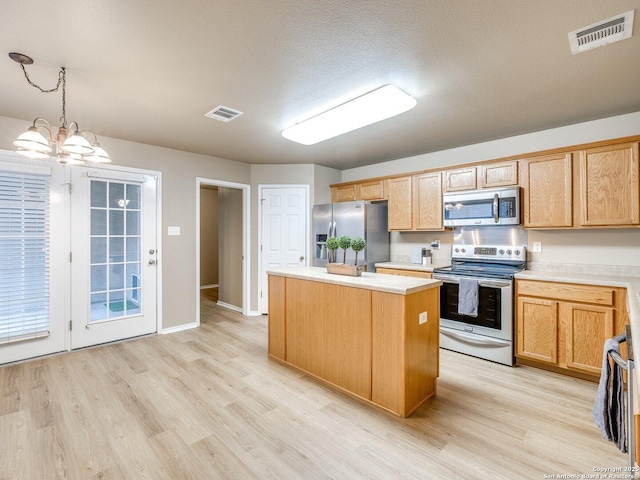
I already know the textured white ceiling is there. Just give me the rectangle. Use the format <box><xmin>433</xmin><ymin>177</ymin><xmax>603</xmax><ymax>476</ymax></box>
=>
<box><xmin>1</xmin><ymin>1</ymin><xmax>639</xmax><ymax>170</ymax></box>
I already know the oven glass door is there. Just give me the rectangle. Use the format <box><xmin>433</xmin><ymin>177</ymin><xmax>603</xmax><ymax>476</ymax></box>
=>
<box><xmin>440</xmin><ymin>281</ymin><xmax>501</xmax><ymax>329</ymax></box>
<box><xmin>435</xmin><ymin>274</ymin><xmax>513</xmax><ymax>341</ymax></box>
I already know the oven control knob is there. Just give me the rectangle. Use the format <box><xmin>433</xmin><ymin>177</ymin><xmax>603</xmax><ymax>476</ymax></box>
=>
<box><xmin>454</xmin><ymin>248</ymin><xmax>460</xmax><ymax>253</ymax></box>
<box><xmin>499</xmin><ymin>249</ymin><xmax>505</xmax><ymax>255</ymax></box>
<box><xmin>506</xmin><ymin>249</ymin><xmax>512</xmax><ymax>255</ymax></box>
<box><xmin>461</xmin><ymin>248</ymin><xmax>466</xmax><ymax>253</ymax></box>
<box><xmin>515</xmin><ymin>249</ymin><xmax>521</xmax><ymax>256</ymax></box>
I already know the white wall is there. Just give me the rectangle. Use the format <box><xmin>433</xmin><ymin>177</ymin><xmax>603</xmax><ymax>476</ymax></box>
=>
<box><xmin>0</xmin><ymin>115</ymin><xmax>251</xmax><ymax>330</ymax></box>
<box><xmin>342</xmin><ymin>111</ymin><xmax>640</xmax><ymax>181</ymax></box>
<box><xmin>340</xmin><ymin>111</ymin><xmax>640</xmax><ymax>269</ymax></box>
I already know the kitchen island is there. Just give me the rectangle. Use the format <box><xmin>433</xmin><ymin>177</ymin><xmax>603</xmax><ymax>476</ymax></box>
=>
<box><xmin>267</xmin><ymin>266</ymin><xmax>441</xmax><ymax>417</ymax></box>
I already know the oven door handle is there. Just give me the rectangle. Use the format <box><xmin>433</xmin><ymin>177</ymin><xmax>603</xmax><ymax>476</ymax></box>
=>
<box><xmin>493</xmin><ymin>193</ymin><xmax>499</xmax><ymax>223</ymax></box>
<box><xmin>433</xmin><ymin>274</ymin><xmax>511</xmax><ymax>288</ymax></box>
<box><xmin>440</xmin><ymin>326</ymin><xmax>511</xmax><ymax>347</ymax></box>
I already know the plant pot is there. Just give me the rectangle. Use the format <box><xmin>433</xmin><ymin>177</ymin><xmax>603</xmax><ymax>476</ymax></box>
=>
<box><xmin>326</xmin><ymin>263</ymin><xmax>363</xmax><ymax>277</ymax></box>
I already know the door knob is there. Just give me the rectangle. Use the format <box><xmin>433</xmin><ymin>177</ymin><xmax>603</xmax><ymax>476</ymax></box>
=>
<box><xmin>148</xmin><ymin>259</ymin><xmax>157</xmax><ymax>265</ymax></box>
<box><xmin>300</xmin><ymin>256</ymin><xmax>304</xmax><ymax>261</ymax></box>
<box><xmin>149</xmin><ymin>249</ymin><xmax>156</xmax><ymax>254</ymax></box>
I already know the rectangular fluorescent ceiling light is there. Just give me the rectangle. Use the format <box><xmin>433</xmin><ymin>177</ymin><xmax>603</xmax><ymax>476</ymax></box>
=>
<box><xmin>281</xmin><ymin>84</ymin><xmax>416</xmax><ymax>145</ymax></box>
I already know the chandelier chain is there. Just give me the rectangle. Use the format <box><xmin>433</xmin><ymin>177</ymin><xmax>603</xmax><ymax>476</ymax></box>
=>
<box><xmin>19</xmin><ymin>64</ymin><xmax>67</xmax><ymax>126</ymax></box>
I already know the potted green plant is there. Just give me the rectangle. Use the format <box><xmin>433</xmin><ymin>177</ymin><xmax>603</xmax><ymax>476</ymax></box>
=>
<box><xmin>324</xmin><ymin>235</ymin><xmax>366</xmax><ymax>277</ymax></box>
<box><xmin>350</xmin><ymin>237</ymin><xmax>366</xmax><ymax>266</ymax></box>
<box><xmin>325</xmin><ymin>236</ymin><xmax>339</xmax><ymax>264</ymax></box>
<box><xmin>337</xmin><ymin>235</ymin><xmax>352</xmax><ymax>264</ymax></box>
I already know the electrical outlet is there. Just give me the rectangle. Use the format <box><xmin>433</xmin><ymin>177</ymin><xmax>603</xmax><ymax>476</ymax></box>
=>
<box><xmin>168</xmin><ymin>226</ymin><xmax>181</xmax><ymax>236</ymax></box>
<box><xmin>419</xmin><ymin>311</ymin><xmax>427</xmax><ymax>325</ymax></box>
<box><xmin>532</xmin><ymin>241</ymin><xmax>542</xmax><ymax>253</ymax></box>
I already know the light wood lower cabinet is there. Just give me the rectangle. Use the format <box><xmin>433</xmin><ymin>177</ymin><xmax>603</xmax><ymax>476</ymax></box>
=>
<box><xmin>516</xmin><ymin>279</ymin><xmax>627</xmax><ymax>377</ymax></box>
<box><xmin>268</xmin><ymin>274</ymin><xmax>440</xmax><ymax>416</ymax></box>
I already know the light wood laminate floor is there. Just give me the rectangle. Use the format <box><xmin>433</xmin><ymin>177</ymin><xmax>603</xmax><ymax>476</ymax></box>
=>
<box><xmin>0</xmin><ymin>294</ymin><xmax>625</xmax><ymax>479</ymax></box>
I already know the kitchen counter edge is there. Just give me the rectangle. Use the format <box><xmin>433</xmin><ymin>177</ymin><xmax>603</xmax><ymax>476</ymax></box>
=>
<box><xmin>268</xmin><ymin>266</ymin><xmax>441</xmax><ymax>295</ymax></box>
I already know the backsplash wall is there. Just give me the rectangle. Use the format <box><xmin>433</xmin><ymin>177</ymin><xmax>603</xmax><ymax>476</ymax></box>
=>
<box><xmin>389</xmin><ymin>228</ymin><xmax>640</xmax><ymax>270</ymax></box>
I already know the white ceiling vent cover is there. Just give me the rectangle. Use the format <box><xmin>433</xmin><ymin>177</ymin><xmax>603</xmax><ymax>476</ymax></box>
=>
<box><xmin>568</xmin><ymin>10</ymin><xmax>635</xmax><ymax>55</ymax></box>
<box><xmin>204</xmin><ymin>105</ymin><xmax>243</xmax><ymax>122</ymax></box>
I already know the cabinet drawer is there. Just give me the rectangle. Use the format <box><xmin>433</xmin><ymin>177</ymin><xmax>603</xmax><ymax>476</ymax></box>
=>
<box><xmin>516</xmin><ymin>280</ymin><xmax>614</xmax><ymax>306</ymax></box>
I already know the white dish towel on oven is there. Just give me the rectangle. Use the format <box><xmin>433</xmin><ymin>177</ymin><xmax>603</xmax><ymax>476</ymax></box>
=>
<box><xmin>457</xmin><ymin>278</ymin><xmax>479</xmax><ymax>317</ymax></box>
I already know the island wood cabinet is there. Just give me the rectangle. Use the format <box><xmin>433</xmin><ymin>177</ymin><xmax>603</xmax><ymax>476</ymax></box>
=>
<box><xmin>516</xmin><ymin>279</ymin><xmax>628</xmax><ymax>376</ymax></box>
<box><xmin>519</xmin><ymin>153</ymin><xmax>573</xmax><ymax>228</ymax></box>
<box><xmin>580</xmin><ymin>142</ymin><xmax>639</xmax><ymax>226</ymax></box>
<box><xmin>268</xmin><ymin>271</ymin><xmax>440</xmax><ymax>417</ymax></box>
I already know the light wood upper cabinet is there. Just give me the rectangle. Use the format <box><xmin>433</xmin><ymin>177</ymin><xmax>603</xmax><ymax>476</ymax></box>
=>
<box><xmin>358</xmin><ymin>179</ymin><xmax>386</xmax><ymax>201</ymax></box>
<box><xmin>479</xmin><ymin>160</ymin><xmax>518</xmax><ymax>188</ymax></box>
<box><xmin>412</xmin><ymin>172</ymin><xmax>443</xmax><ymax>230</ymax></box>
<box><xmin>520</xmin><ymin>153</ymin><xmax>573</xmax><ymax>228</ymax></box>
<box><xmin>331</xmin><ymin>184</ymin><xmax>357</xmax><ymax>203</ymax></box>
<box><xmin>387</xmin><ymin>177</ymin><xmax>413</xmax><ymax>230</ymax></box>
<box><xmin>444</xmin><ymin>161</ymin><xmax>517</xmax><ymax>193</ymax></box>
<box><xmin>444</xmin><ymin>167</ymin><xmax>476</xmax><ymax>192</ymax></box>
<box><xmin>579</xmin><ymin>142</ymin><xmax>639</xmax><ymax>226</ymax></box>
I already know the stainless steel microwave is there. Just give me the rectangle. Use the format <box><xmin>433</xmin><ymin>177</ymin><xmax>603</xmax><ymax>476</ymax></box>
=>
<box><xmin>443</xmin><ymin>187</ymin><xmax>520</xmax><ymax>227</ymax></box>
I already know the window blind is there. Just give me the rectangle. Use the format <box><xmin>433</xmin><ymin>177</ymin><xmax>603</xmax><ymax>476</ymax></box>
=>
<box><xmin>0</xmin><ymin>169</ymin><xmax>50</xmax><ymax>344</ymax></box>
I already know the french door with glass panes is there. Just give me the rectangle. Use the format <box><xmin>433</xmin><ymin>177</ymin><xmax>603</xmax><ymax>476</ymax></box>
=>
<box><xmin>70</xmin><ymin>167</ymin><xmax>158</xmax><ymax>349</ymax></box>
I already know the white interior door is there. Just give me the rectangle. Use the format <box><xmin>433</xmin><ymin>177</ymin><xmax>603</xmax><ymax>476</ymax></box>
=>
<box><xmin>259</xmin><ymin>186</ymin><xmax>308</xmax><ymax>314</ymax></box>
<box><xmin>0</xmin><ymin>160</ymin><xmax>67</xmax><ymax>364</ymax></box>
<box><xmin>70</xmin><ymin>167</ymin><xmax>158</xmax><ymax>349</ymax></box>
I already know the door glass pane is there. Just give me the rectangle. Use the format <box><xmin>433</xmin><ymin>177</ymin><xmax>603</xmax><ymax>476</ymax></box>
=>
<box><xmin>90</xmin><ymin>180</ymin><xmax>143</xmax><ymax>321</ymax></box>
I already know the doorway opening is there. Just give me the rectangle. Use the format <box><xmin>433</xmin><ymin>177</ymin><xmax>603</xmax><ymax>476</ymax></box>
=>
<box><xmin>196</xmin><ymin>178</ymin><xmax>250</xmax><ymax>324</ymax></box>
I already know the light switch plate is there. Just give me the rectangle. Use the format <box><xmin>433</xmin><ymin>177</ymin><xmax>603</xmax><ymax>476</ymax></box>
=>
<box><xmin>532</xmin><ymin>241</ymin><xmax>542</xmax><ymax>253</ymax></box>
<box><xmin>419</xmin><ymin>311</ymin><xmax>427</xmax><ymax>324</ymax></box>
<box><xmin>168</xmin><ymin>226</ymin><xmax>181</xmax><ymax>236</ymax></box>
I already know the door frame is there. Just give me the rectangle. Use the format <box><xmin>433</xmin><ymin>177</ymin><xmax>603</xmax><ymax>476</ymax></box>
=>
<box><xmin>257</xmin><ymin>184</ymin><xmax>310</xmax><ymax>315</ymax></box>
<box><xmin>69</xmin><ymin>165</ymin><xmax>163</xmax><ymax>347</ymax></box>
<box><xmin>195</xmin><ymin>177</ymin><xmax>251</xmax><ymax>322</ymax></box>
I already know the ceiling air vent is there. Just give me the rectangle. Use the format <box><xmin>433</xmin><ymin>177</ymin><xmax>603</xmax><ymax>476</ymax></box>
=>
<box><xmin>568</xmin><ymin>10</ymin><xmax>635</xmax><ymax>55</ymax></box>
<box><xmin>204</xmin><ymin>105</ymin><xmax>243</xmax><ymax>122</ymax></box>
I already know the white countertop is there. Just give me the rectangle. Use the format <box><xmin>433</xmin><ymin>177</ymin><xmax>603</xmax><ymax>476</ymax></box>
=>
<box><xmin>374</xmin><ymin>261</ymin><xmax>450</xmax><ymax>273</ymax></box>
<box><xmin>268</xmin><ymin>266</ymin><xmax>441</xmax><ymax>295</ymax></box>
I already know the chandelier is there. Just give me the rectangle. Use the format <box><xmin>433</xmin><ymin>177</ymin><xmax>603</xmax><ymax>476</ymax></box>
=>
<box><xmin>9</xmin><ymin>52</ymin><xmax>111</xmax><ymax>164</ymax></box>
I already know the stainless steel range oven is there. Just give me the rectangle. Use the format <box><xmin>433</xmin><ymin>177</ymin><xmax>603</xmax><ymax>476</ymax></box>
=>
<box><xmin>433</xmin><ymin>244</ymin><xmax>526</xmax><ymax>366</ymax></box>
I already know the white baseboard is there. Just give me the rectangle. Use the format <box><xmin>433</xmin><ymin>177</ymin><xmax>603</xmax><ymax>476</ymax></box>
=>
<box><xmin>162</xmin><ymin>322</ymin><xmax>198</xmax><ymax>334</ymax></box>
<box><xmin>216</xmin><ymin>301</ymin><xmax>243</xmax><ymax>314</ymax></box>
<box><xmin>247</xmin><ymin>310</ymin><xmax>263</xmax><ymax>317</ymax></box>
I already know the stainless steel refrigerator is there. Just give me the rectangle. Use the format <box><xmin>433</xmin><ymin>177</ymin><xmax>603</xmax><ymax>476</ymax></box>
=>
<box><xmin>312</xmin><ymin>201</ymin><xmax>389</xmax><ymax>272</ymax></box>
